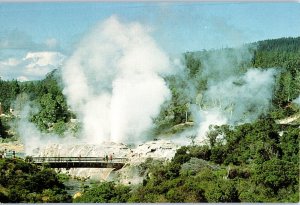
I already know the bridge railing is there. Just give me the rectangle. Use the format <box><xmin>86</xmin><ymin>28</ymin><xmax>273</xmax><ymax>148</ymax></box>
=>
<box><xmin>32</xmin><ymin>157</ymin><xmax>127</xmax><ymax>163</ymax></box>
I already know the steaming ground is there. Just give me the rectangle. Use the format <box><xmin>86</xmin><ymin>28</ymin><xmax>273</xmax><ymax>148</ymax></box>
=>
<box><xmin>16</xmin><ymin>16</ymin><xmax>279</xmax><ymax>169</ymax></box>
<box><xmin>195</xmin><ymin>68</ymin><xmax>277</xmax><ymax>142</ymax></box>
<box><xmin>178</xmin><ymin>46</ymin><xmax>278</xmax><ymax>143</ymax></box>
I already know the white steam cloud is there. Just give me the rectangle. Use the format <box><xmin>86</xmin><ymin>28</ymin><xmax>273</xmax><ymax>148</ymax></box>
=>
<box><xmin>203</xmin><ymin>68</ymin><xmax>277</xmax><ymax>123</ymax></box>
<box><xmin>62</xmin><ymin>16</ymin><xmax>172</xmax><ymax>144</ymax></box>
<box><xmin>193</xmin><ymin>48</ymin><xmax>277</xmax><ymax>142</ymax></box>
<box><xmin>17</xmin><ymin>104</ymin><xmax>78</xmax><ymax>155</ymax></box>
<box><xmin>293</xmin><ymin>96</ymin><xmax>300</xmax><ymax>105</ymax></box>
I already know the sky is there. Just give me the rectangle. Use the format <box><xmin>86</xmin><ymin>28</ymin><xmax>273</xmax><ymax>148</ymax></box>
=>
<box><xmin>0</xmin><ymin>2</ymin><xmax>300</xmax><ymax>81</ymax></box>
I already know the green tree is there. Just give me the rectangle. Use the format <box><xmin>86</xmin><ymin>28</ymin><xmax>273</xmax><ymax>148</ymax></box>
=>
<box><xmin>0</xmin><ymin>158</ymin><xmax>71</xmax><ymax>203</ymax></box>
<box><xmin>74</xmin><ymin>182</ymin><xmax>130</xmax><ymax>203</ymax></box>
<box><xmin>255</xmin><ymin>159</ymin><xmax>298</xmax><ymax>195</ymax></box>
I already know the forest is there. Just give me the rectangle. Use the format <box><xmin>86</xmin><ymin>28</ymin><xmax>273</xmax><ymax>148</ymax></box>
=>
<box><xmin>0</xmin><ymin>37</ymin><xmax>299</xmax><ymax>202</ymax></box>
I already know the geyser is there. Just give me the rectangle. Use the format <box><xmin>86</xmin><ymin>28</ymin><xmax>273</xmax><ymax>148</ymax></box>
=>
<box><xmin>62</xmin><ymin>16</ymin><xmax>173</xmax><ymax>144</ymax></box>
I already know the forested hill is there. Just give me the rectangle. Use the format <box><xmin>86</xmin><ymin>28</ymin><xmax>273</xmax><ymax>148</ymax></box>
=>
<box><xmin>0</xmin><ymin>37</ymin><xmax>300</xmax><ymax>137</ymax></box>
<box><xmin>253</xmin><ymin>37</ymin><xmax>300</xmax><ymax>113</ymax></box>
<box><xmin>252</xmin><ymin>37</ymin><xmax>300</xmax><ymax>69</ymax></box>
<box><xmin>153</xmin><ymin>36</ymin><xmax>300</xmax><ymax>133</ymax></box>
<box><xmin>255</xmin><ymin>37</ymin><xmax>300</xmax><ymax>52</ymax></box>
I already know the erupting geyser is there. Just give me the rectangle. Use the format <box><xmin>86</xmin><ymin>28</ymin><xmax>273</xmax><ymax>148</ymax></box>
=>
<box><xmin>62</xmin><ymin>16</ymin><xmax>173</xmax><ymax>144</ymax></box>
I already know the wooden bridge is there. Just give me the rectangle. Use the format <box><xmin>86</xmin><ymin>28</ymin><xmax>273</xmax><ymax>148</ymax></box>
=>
<box><xmin>31</xmin><ymin>157</ymin><xmax>127</xmax><ymax>170</ymax></box>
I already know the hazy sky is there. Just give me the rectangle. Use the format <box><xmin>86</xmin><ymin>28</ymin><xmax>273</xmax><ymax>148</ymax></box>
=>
<box><xmin>0</xmin><ymin>2</ymin><xmax>300</xmax><ymax>80</ymax></box>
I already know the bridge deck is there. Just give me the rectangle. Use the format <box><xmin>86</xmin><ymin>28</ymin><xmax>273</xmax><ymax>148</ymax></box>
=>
<box><xmin>31</xmin><ymin>157</ymin><xmax>127</xmax><ymax>170</ymax></box>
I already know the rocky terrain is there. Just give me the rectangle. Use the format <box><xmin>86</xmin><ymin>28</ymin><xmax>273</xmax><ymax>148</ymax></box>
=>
<box><xmin>30</xmin><ymin>139</ymin><xmax>180</xmax><ymax>183</ymax></box>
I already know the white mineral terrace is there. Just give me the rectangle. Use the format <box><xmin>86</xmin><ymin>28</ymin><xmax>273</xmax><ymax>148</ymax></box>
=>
<box><xmin>30</xmin><ymin>139</ymin><xmax>180</xmax><ymax>182</ymax></box>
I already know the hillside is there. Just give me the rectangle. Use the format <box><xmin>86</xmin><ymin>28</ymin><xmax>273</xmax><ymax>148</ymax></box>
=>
<box><xmin>1</xmin><ymin>37</ymin><xmax>300</xmax><ymax>138</ymax></box>
<box><xmin>154</xmin><ymin>37</ymin><xmax>300</xmax><ymax>135</ymax></box>
<box><xmin>0</xmin><ymin>36</ymin><xmax>299</xmax><ymax>203</ymax></box>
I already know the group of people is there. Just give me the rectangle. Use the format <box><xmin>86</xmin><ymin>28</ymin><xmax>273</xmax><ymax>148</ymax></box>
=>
<box><xmin>78</xmin><ymin>153</ymin><xmax>115</xmax><ymax>162</ymax></box>
<box><xmin>76</xmin><ymin>153</ymin><xmax>115</xmax><ymax>162</ymax></box>
<box><xmin>104</xmin><ymin>154</ymin><xmax>114</xmax><ymax>162</ymax></box>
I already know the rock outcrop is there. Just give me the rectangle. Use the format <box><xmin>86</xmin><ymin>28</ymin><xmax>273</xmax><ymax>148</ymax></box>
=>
<box><xmin>32</xmin><ymin>139</ymin><xmax>180</xmax><ymax>183</ymax></box>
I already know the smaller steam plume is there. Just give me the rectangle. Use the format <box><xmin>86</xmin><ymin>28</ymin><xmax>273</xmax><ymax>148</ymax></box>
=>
<box><xmin>191</xmin><ymin>48</ymin><xmax>278</xmax><ymax>142</ymax></box>
<box><xmin>17</xmin><ymin>103</ymin><xmax>78</xmax><ymax>155</ymax></box>
<box><xmin>293</xmin><ymin>96</ymin><xmax>300</xmax><ymax>105</ymax></box>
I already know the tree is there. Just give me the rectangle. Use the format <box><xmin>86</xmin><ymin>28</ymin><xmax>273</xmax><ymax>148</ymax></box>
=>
<box><xmin>0</xmin><ymin>158</ymin><xmax>71</xmax><ymax>203</ymax></box>
<box><xmin>74</xmin><ymin>182</ymin><xmax>130</xmax><ymax>203</ymax></box>
<box><xmin>255</xmin><ymin>158</ymin><xmax>298</xmax><ymax>195</ymax></box>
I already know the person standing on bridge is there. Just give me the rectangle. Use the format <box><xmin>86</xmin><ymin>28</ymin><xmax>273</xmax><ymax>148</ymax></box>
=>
<box><xmin>109</xmin><ymin>154</ymin><xmax>113</xmax><ymax>162</ymax></box>
<box><xmin>3</xmin><ymin>152</ymin><xmax>6</xmax><ymax>158</ymax></box>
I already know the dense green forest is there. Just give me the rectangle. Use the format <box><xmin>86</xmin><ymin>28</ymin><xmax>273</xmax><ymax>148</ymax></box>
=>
<box><xmin>0</xmin><ymin>37</ymin><xmax>299</xmax><ymax>202</ymax></box>
<box><xmin>125</xmin><ymin>119</ymin><xmax>299</xmax><ymax>202</ymax></box>
<box><xmin>0</xmin><ymin>158</ymin><xmax>71</xmax><ymax>202</ymax></box>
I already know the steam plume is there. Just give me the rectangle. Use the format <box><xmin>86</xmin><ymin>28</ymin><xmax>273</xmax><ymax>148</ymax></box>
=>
<box><xmin>193</xmin><ymin>48</ymin><xmax>277</xmax><ymax>142</ymax></box>
<box><xmin>293</xmin><ymin>96</ymin><xmax>300</xmax><ymax>105</ymax></box>
<box><xmin>62</xmin><ymin>16</ymin><xmax>172</xmax><ymax>144</ymax></box>
<box><xmin>17</xmin><ymin>104</ymin><xmax>78</xmax><ymax>155</ymax></box>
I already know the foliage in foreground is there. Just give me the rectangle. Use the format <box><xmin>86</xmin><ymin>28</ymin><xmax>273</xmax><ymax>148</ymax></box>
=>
<box><xmin>73</xmin><ymin>181</ymin><xmax>131</xmax><ymax>203</ymax></box>
<box><xmin>0</xmin><ymin>158</ymin><xmax>71</xmax><ymax>203</ymax></box>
